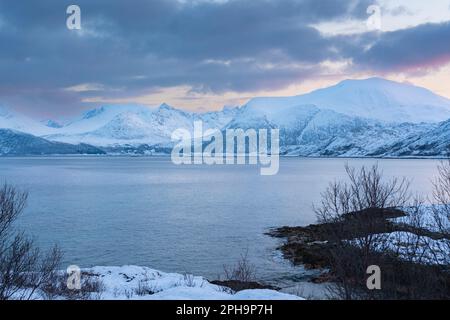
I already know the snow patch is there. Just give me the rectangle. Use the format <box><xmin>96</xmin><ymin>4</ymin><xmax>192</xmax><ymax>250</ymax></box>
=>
<box><xmin>83</xmin><ymin>266</ymin><xmax>303</xmax><ymax>300</ymax></box>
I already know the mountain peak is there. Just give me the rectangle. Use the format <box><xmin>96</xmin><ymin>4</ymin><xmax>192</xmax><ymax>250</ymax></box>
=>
<box><xmin>246</xmin><ymin>77</ymin><xmax>450</xmax><ymax>123</ymax></box>
<box><xmin>158</xmin><ymin>103</ymin><xmax>174</xmax><ymax>111</ymax></box>
<box><xmin>334</xmin><ymin>78</ymin><xmax>442</xmax><ymax>96</ymax></box>
<box><xmin>41</xmin><ymin>119</ymin><xmax>63</xmax><ymax>128</ymax></box>
<box><xmin>337</xmin><ymin>77</ymin><xmax>408</xmax><ymax>87</ymax></box>
<box><xmin>307</xmin><ymin>78</ymin><xmax>450</xmax><ymax>123</ymax></box>
<box><xmin>82</xmin><ymin>107</ymin><xmax>105</xmax><ymax>120</ymax></box>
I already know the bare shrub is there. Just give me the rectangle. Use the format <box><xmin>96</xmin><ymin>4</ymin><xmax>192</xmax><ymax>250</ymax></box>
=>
<box><xmin>182</xmin><ymin>273</ymin><xmax>196</xmax><ymax>287</ymax></box>
<box><xmin>123</xmin><ymin>288</ymin><xmax>134</xmax><ymax>299</ymax></box>
<box><xmin>75</xmin><ymin>273</ymin><xmax>105</xmax><ymax>300</ymax></box>
<box><xmin>316</xmin><ymin>164</ymin><xmax>411</xmax><ymax>223</ymax></box>
<box><xmin>134</xmin><ymin>280</ymin><xmax>156</xmax><ymax>296</ymax></box>
<box><xmin>0</xmin><ymin>184</ymin><xmax>28</xmax><ymax>238</ymax></box>
<box><xmin>223</xmin><ymin>252</ymin><xmax>256</xmax><ymax>283</ymax></box>
<box><xmin>315</xmin><ymin>164</ymin><xmax>448</xmax><ymax>300</ymax></box>
<box><xmin>38</xmin><ymin>270</ymin><xmax>105</xmax><ymax>300</ymax></box>
<box><xmin>431</xmin><ymin>160</ymin><xmax>450</xmax><ymax>265</ymax></box>
<box><xmin>0</xmin><ymin>183</ymin><xmax>63</xmax><ymax>300</ymax></box>
<box><xmin>314</xmin><ymin>164</ymin><xmax>410</xmax><ymax>299</ymax></box>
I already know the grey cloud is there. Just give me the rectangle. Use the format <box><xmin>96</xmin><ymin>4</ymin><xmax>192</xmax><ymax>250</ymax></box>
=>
<box><xmin>352</xmin><ymin>22</ymin><xmax>450</xmax><ymax>73</ymax></box>
<box><xmin>0</xmin><ymin>0</ymin><xmax>449</xmax><ymax>116</ymax></box>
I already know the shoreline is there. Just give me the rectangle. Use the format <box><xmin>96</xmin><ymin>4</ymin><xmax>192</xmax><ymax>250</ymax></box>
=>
<box><xmin>1</xmin><ymin>154</ymin><xmax>450</xmax><ymax>160</ymax></box>
<box><xmin>267</xmin><ymin>207</ymin><xmax>450</xmax><ymax>299</ymax></box>
<box><xmin>14</xmin><ymin>265</ymin><xmax>304</xmax><ymax>300</ymax></box>
<box><xmin>267</xmin><ymin>207</ymin><xmax>449</xmax><ymax>269</ymax></box>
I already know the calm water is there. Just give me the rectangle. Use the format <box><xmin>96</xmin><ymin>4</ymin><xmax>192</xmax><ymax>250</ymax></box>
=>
<box><xmin>0</xmin><ymin>157</ymin><xmax>441</xmax><ymax>285</ymax></box>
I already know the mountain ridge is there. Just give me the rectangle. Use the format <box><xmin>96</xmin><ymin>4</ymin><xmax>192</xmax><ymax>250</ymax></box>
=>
<box><xmin>245</xmin><ymin>77</ymin><xmax>450</xmax><ymax>123</ymax></box>
<box><xmin>1</xmin><ymin>78</ymin><xmax>450</xmax><ymax>156</ymax></box>
<box><xmin>0</xmin><ymin>129</ymin><xmax>105</xmax><ymax>156</ymax></box>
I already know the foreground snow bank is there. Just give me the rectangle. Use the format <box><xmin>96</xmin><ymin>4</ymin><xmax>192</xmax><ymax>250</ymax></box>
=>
<box><xmin>85</xmin><ymin>266</ymin><xmax>302</xmax><ymax>300</ymax></box>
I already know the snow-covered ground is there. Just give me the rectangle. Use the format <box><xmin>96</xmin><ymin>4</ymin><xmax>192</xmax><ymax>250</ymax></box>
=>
<box><xmin>345</xmin><ymin>206</ymin><xmax>450</xmax><ymax>266</ymax></box>
<box><xmin>72</xmin><ymin>266</ymin><xmax>304</xmax><ymax>300</ymax></box>
<box><xmin>348</xmin><ymin>232</ymin><xmax>449</xmax><ymax>265</ymax></box>
<box><xmin>390</xmin><ymin>205</ymin><xmax>450</xmax><ymax>233</ymax></box>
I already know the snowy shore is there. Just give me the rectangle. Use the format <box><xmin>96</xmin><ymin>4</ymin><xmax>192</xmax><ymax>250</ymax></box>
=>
<box><xmin>68</xmin><ymin>266</ymin><xmax>303</xmax><ymax>300</ymax></box>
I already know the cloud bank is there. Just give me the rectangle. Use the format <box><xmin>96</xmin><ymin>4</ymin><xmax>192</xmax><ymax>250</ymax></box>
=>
<box><xmin>0</xmin><ymin>0</ymin><xmax>450</xmax><ymax>116</ymax></box>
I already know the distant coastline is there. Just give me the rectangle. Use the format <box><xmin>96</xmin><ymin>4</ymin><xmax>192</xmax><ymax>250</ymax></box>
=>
<box><xmin>1</xmin><ymin>154</ymin><xmax>449</xmax><ymax>160</ymax></box>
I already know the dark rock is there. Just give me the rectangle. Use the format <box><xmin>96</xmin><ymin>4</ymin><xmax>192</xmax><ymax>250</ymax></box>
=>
<box><xmin>209</xmin><ymin>280</ymin><xmax>280</xmax><ymax>292</ymax></box>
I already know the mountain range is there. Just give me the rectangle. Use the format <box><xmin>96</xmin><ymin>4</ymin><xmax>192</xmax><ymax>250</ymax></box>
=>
<box><xmin>1</xmin><ymin>77</ymin><xmax>450</xmax><ymax>157</ymax></box>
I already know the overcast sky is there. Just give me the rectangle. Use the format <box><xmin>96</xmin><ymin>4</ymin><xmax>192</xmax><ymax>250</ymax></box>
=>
<box><xmin>1</xmin><ymin>0</ymin><xmax>450</xmax><ymax>118</ymax></box>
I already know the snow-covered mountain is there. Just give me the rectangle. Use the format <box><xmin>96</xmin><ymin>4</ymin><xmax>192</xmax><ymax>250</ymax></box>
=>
<box><xmin>245</xmin><ymin>78</ymin><xmax>450</xmax><ymax>123</ymax></box>
<box><xmin>41</xmin><ymin>119</ymin><xmax>63</xmax><ymax>128</ymax></box>
<box><xmin>0</xmin><ymin>106</ymin><xmax>55</xmax><ymax>136</ymax></box>
<box><xmin>0</xmin><ymin>129</ymin><xmax>104</xmax><ymax>155</ymax></box>
<box><xmin>1</xmin><ymin>78</ymin><xmax>450</xmax><ymax>156</ymax></box>
<box><xmin>379</xmin><ymin>120</ymin><xmax>450</xmax><ymax>157</ymax></box>
<box><xmin>280</xmin><ymin>119</ymin><xmax>435</xmax><ymax>157</ymax></box>
<box><xmin>42</xmin><ymin>103</ymin><xmax>239</xmax><ymax>146</ymax></box>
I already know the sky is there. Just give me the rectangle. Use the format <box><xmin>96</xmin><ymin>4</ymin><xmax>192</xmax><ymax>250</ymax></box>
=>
<box><xmin>1</xmin><ymin>0</ymin><xmax>450</xmax><ymax>118</ymax></box>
